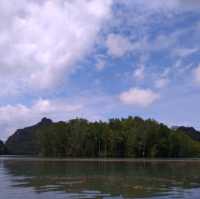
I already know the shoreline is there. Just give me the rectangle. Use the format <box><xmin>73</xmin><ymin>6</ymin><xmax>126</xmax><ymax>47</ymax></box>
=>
<box><xmin>1</xmin><ymin>156</ymin><xmax>200</xmax><ymax>162</ymax></box>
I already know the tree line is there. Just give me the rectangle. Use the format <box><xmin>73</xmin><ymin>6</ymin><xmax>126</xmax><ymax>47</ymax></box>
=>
<box><xmin>34</xmin><ymin>117</ymin><xmax>200</xmax><ymax>158</ymax></box>
<box><xmin>4</xmin><ymin>117</ymin><xmax>200</xmax><ymax>158</ymax></box>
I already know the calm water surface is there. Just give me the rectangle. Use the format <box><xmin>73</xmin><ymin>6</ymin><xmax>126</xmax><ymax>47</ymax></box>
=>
<box><xmin>0</xmin><ymin>157</ymin><xmax>200</xmax><ymax>199</ymax></box>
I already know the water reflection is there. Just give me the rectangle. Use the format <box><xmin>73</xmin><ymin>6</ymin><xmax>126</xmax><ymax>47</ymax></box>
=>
<box><xmin>1</xmin><ymin>158</ymin><xmax>200</xmax><ymax>198</ymax></box>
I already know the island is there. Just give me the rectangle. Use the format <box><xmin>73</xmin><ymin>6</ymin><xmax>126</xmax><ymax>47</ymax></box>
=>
<box><xmin>1</xmin><ymin>116</ymin><xmax>200</xmax><ymax>158</ymax></box>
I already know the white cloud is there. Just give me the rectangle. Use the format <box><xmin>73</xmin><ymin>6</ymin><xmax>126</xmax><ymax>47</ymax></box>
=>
<box><xmin>193</xmin><ymin>65</ymin><xmax>200</xmax><ymax>85</ymax></box>
<box><xmin>0</xmin><ymin>0</ymin><xmax>113</xmax><ymax>92</ymax></box>
<box><xmin>155</xmin><ymin>78</ymin><xmax>169</xmax><ymax>89</ymax></box>
<box><xmin>173</xmin><ymin>48</ymin><xmax>198</xmax><ymax>58</ymax></box>
<box><xmin>119</xmin><ymin>88</ymin><xmax>160</xmax><ymax>107</ymax></box>
<box><xmin>133</xmin><ymin>65</ymin><xmax>145</xmax><ymax>80</ymax></box>
<box><xmin>96</xmin><ymin>58</ymin><xmax>106</xmax><ymax>71</ymax></box>
<box><xmin>106</xmin><ymin>34</ymin><xmax>132</xmax><ymax>57</ymax></box>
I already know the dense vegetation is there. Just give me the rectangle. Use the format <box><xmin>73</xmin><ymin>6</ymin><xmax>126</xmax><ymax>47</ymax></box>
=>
<box><xmin>0</xmin><ymin>140</ymin><xmax>6</xmax><ymax>155</ymax></box>
<box><xmin>5</xmin><ymin>116</ymin><xmax>200</xmax><ymax>158</ymax></box>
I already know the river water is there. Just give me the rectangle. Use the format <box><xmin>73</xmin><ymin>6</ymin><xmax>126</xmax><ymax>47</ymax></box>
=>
<box><xmin>0</xmin><ymin>157</ymin><xmax>200</xmax><ymax>199</ymax></box>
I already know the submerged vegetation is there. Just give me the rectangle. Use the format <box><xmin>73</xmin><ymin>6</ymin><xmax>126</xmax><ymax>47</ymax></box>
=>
<box><xmin>4</xmin><ymin>116</ymin><xmax>200</xmax><ymax>158</ymax></box>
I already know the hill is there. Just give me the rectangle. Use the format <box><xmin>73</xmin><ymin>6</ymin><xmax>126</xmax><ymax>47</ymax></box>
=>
<box><xmin>6</xmin><ymin>118</ymin><xmax>52</xmax><ymax>155</ymax></box>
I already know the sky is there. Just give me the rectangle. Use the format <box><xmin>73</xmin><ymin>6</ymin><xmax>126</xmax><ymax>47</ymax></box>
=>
<box><xmin>0</xmin><ymin>0</ymin><xmax>200</xmax><ymax>140</ymax></box>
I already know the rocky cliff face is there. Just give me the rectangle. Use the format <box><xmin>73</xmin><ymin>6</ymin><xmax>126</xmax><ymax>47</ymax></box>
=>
<box><xmin>5</xmin><ymin>118</ymin><xmax>53</xmax><ymax>155</ymax></box>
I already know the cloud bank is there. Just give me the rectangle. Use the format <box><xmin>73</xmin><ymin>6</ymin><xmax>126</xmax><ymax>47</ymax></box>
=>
<box><xmin>0</xmin><ymin>99</ymin><xmax>84</xmax><ymax>140</ymax></box>
<box><xmin>0</xmin><ymin>0</ymin><xmax>113</xmax><ymax>91</ymax></box>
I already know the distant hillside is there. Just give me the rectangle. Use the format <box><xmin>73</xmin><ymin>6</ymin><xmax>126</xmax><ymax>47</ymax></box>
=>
<box><xmin>176</xmin><ymin>126</ymin><xmax>200</xmax><ymax>142</ymax></box>
<box><xmin>0</xmin><ymin>140</ymin><xmax>6</xmax><ymax>155</ymax></box>
<box><xmin>4</xmin><ymin>116</ymin><xmax>200</xmax><ymax>158</ymax></box>
<box><xmin>6</xmin><ymin>118</ymin><xmax>52</xmax><ymax>155</ymax></box>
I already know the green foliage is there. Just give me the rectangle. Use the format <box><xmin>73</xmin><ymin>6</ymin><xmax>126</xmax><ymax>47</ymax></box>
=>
<box><xmin>35</xmin><ymin>117</ymin><xmax>200</xmax><ymax>158</ymax></box>
<box><xmin>4</xmin><ymin>117</ymin><xmax>200</xmax><ymax>157</ymax></box>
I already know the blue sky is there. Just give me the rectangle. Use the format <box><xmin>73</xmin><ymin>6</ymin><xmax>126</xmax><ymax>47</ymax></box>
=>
<box><xmin>0</xmin><ymin>0</ymin><xmax>200</xmax><ymax>140</ymax></box>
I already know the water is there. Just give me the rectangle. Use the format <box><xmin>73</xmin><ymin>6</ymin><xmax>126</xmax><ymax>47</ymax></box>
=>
<box><xmin>0</xmin><ymin>157</ymin><xmax>200</xmax><ymax>199</ymax></box>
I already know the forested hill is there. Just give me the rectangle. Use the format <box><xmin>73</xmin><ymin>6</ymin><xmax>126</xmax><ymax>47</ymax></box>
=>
<box><xmin>3</xmin><ymin>116</ymin><xmax>200</xmax><ymax>158</ymax></box>
<box><xmin>6</xmin><ymin>118</ymin><xmax>53</xmax><ymax>155</ymax></box>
